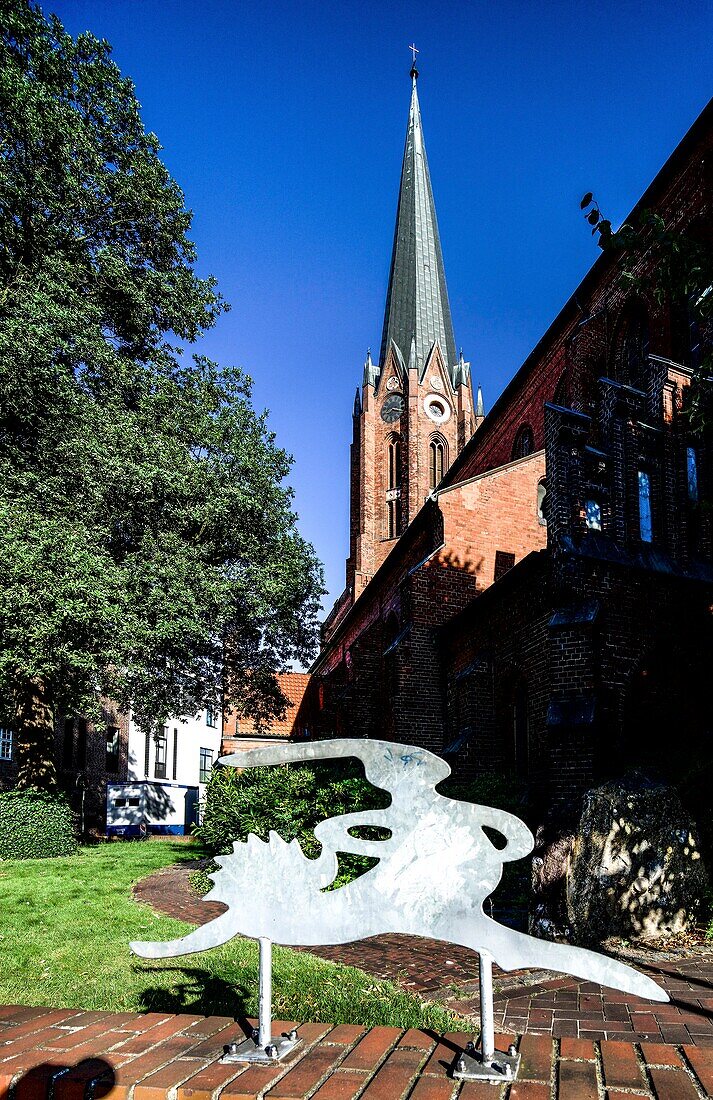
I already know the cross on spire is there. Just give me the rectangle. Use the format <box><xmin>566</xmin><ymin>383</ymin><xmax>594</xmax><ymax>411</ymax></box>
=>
<box><xmin>409</xmin><ymin>42</ymin><xmax>419</xmax><ymax>80</ymax></box>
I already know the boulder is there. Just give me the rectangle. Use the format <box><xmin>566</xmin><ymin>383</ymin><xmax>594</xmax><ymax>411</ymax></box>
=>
<box><xmin>567</xmin><ymin>773</ymin><xmax>709</xmax><ymax>944</ymax></box>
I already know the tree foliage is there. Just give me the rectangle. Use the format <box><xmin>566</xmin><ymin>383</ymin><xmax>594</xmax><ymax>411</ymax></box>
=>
<box><xmin>581</xmin><ymin>193</ymin><xmax>713</xmax><ymax>430</ymax></box>
<box><xmin>0</xmin><ymin>1</ymin><xmax>324</xmax><ymax>786</ymax></box>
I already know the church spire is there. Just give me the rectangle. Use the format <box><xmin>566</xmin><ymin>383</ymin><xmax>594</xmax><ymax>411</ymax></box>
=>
<box><xmin>378</xmin><ymin>62</ymin><xmax>458</xmax><ymax>384</ymax></box>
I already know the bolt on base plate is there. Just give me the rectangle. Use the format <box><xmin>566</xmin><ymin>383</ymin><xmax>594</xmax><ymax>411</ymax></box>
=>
<box><xmin>452</xmin><ymin>1042</ymin><xmax>520</xmax><ymax>1083</ymax></box>
<box><xmin>221</xmin><ymin>1030</ymin><xmax>302</xmax><ymax>1064</ymax></box>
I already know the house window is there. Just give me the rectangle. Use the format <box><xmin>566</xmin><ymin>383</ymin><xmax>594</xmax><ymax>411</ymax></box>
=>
<box><xmin>585</xmin><ymin>499</ymin><xmax>602</xmax><ymax>531</ymax></box>
<box><xmin>0</xmin><ymin>728</ymin><xmax>13</xmax><ymax>762</ymax></box>
<box><xmin>206</xmin><ymin>707</ymin><xmax>217</xmax><ymax>728</ymax></box>
<box><xmin>638</xmin><ymin>469</ymin><xmax>653</xmax><ymax>542</ymax></box>
<box><xmin>144</xmin><ymin>730</ymin><xmax>150</xmax><ymax>777</ymax></box>
<box><xmin>199</xmin><ymin>747</ymin><xmax>213</xmax><ymax>783</ymax></box>
<box><xmin>154</xmin><ymin>728</ymin><xmax>167</xmax><ymax>780</ymax></box>
<box><xmin>687</xmin><ymin>447</ymin><xmax>699</xmax><ymax>503</ymax></box>
<box><xmin>511</xmin><ymin>425</ymin><xmax>534</xmax><ymax>460</ymax></box>
<box><xmin>429</xmin><ymin>437</ymin><xmax>446</xmax><ymax>489</ymax></box>
<box><xmin>105</xmin><ymin>726</ymin><xmax>119</xmax><ymax>773</ymax></box>
<box><xmin>537</xmin><ymin>479</ymin><xmax>548</xmax><ymax>524</ymax></box>
<box><xmin>172</xmin><ymin>728</ymin><xmax>178</xmax><ymax>781</ymax></box>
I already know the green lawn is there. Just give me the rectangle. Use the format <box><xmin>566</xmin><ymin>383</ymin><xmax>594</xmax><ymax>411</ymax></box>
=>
<box><xmin>0</xmin><ymin>840</ymin><xmax>460</xmax><ymax>1030</ymax></box>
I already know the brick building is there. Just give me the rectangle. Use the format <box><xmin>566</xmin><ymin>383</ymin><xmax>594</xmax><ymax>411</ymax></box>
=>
<box><xmin>306</xmin><ymin>71</ymin><xmax>713</xmax><ymax>899</ymax></box>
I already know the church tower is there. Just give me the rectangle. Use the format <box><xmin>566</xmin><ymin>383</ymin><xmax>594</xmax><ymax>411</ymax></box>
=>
<box><xmin>346</xmin><ymin>63</ymin><xmax>478</xmax><ymax>602</ymax></box>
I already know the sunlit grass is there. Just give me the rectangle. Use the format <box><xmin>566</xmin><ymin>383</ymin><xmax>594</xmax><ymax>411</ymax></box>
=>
<box><xmin>0</xmin><ymin>841</ymin><xmax>461</xmax><ymax>1030</ymax></box>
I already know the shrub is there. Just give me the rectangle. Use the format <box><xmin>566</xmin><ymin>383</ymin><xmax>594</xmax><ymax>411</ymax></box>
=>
<box><xmin>195</xmin><ymin>759</ymin><xmax>390</xmax><ymax>887</ymax></box>
<box><xmin>0</xmin><ymin>788</ymin><xmax>78</xmax><ymax>859</ymax></box>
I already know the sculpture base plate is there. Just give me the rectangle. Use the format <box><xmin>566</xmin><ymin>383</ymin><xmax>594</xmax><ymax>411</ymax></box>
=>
<box><xmin>452</xmin><ymin>1048</ymin><xmax>521</xmax><ymax>1083</ymax></box>
<box><xmin>221</xmin><ymin>1034</ymin><xmax>302</xmax><ymax>1064</ymax></box>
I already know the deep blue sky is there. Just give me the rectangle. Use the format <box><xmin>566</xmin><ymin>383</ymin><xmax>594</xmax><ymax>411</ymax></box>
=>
<box><xmin>53</xmin><ymin>0</ymin><xmax>712</xmax><ymax>621</ymax></box>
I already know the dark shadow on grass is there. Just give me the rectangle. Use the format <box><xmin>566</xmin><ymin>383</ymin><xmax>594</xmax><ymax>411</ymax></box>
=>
<box><xmin>136</xmin><ymin>964</ymin><xmax>250</xmax><ymax>1019</ymax></box>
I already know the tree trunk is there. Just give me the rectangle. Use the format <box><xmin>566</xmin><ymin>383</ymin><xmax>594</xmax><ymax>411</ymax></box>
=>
<box><xmin>14</xmin><ymin>676</ymin><xmax>58</xmax><ymax>790</ymax></box>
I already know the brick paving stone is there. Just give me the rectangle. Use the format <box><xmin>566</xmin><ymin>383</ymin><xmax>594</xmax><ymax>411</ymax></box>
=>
<box><xmin>220</xmin><ymin>1063</ymin><xmax>287</xmax><ymax>1100</ymax></box>
<box><xmin>559</xmin><ymin>1038</ymin><xmax>595</xmax><ymax>1059</ymax></box>
<box><xmin>641</xmin><ymin>1042</ymin><xmax>684</xmax><ymax>1067</ymax></box>
<box><xmin>399</xmin><ymin>1029</ymin><xmax>437</xmax><ymax>1050</ymax></box>
<box><xmin>310</xmin><ymin>1071</ymin><xmax>369</xmax><ymax>1100</ymax></box>
<box><xmin>112</xmin><ymin>1015</ymin><xmax>202</xmax><ymax>1054</ymax></box>
<box><xmin>600</xmin><ymin>1040</ymin><xmax>646</xmax><ymax>1091</ymax></box>
<box><xmin>267</xmin><ymin>1044</ymin><xmax>350</xmax><ymax>1099</ymax></box>
<box><xmin>322</xmin><ymin>1026</ymin><xmax>365</xmax><ymax>1046</ymax></box>
<box><xmin>456</xmin><ymin>1081</ymin><xmax>503</xmax><ymax>1098</ymax></box>
<box><xmin>401</xmin><ymin>1075</ymin><xmax>457</xmax><ymax>1100</ymax></box>
<box><xmin>339</xmin><ymin>1027</ymin><xmax>401</xmax><ymax>1070</ymax></box>
<box><xmin>518</xmin><ymin>1035</ymin><xmax>552</xmax><ymax>1082</ymax></box>
<box><xmin>558</xmin><ymin>1058</ymin><xmax>598</xmax><ymax>1100</ymax></box>
<box><xmin>683</xmin><ymin>1044</ymin><xmax>713</xmax><ymax>1094</ymax></box>
<box><xmin>421</xmin><ymin>1033</ymin><xmax>471</xmax><ymax>1076</ymax></box>
<box><xmin>0</xmin><ymin>1025</ymin><xmax>83</xmax><ymax>1061</ymax></box>
<box><xmin>508</xmin><ymin>1085</ymin><xmax>550</xmax><ymax>1100</ymax></box>
<box><xmin>357</xmin><ymin>1046</ymin><xmax>425</xmax><ymax>1099</ymax></box>
<box><xmin>175</xmin><ymin>1059</ymin><xmax>246</xmax><ymax>1100</ymax></box>
<box><xmin>133</xmin><ymin>1059</ymin><xmax>212</xmax><ymax>1100</ymax></box>
<box><xmin>648</xmin><ymin>1067</ymin><xmax>701</xmax><ymax>1099</ymax></box>
<box><xmin>185</xmin><ymin>1017</ymin><xmax>235</xmax><ymax>1039</ymax></box>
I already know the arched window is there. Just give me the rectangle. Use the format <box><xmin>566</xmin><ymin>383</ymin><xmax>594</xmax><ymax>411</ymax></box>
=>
<box><xmin>511</xmin><ymin>425</ymin><xmax>535</xmax><ymax>460</ymax></box>
<box><xmin>386</xmin><ymin>496</ymin><xmax>401</xmax><ymax>540</ymax></box>
<box><xmin>614</xmin><ymin>303</ymin><xmax>650</xmax><ymax>388</ymax></box>
<box><xmin>429</xmin><ymin>435</ymin><xmax>447</xmax><ymax>489</ymax></box>
<box><xmin>585</xmin><ymin>498</ymin><xmax>602</xmax><ymax>531</ymax></box>
<box><xmin>387</xmin><ymin>435</ymin><xmax>401</xmax><ymax>490</ymax></box>
<box><xmin>537</xmin><ymin>479</ymin><xmax>548</xmax><ymax>524</ymax></box>
<box><xmin>687</xmin><ymin>446</ymin><xmax>699</xmax><ymax>503</ymax></box>
<box><xmin>638</xmin><ymin>469</ymin><xmax>653</xmax><ymax>542</ymax></box>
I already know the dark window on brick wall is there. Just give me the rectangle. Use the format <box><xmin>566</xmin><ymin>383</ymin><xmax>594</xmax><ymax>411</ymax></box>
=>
<box><xmin>76</xmin><ymin>720</ymin><xmax>87</xmax><ymax>769</ymax></box>
<box><xmin>494</xmin><ymin>550</ymin><xmax>516</xmax><ymax>582</ymax></box>
<box><xmin>105</xmin><ymin>726</ymin><xmax>119</xmax><ymax>773</ymax></box>
<box><xmin>62</xmin><ymin>718</ymin><xmax>74</xmax><ymax>767</ymax></box>
<box><xmin>511</xmin><ymin>425</ymin><xmax>534</xmax><ymax>460</ymax></box>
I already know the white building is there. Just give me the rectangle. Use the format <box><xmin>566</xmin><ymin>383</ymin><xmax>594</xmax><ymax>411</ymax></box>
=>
<box><xmin>106</xmin><ymin>706</ymin><xmax>222</xmax><ymax>837</ymax></box>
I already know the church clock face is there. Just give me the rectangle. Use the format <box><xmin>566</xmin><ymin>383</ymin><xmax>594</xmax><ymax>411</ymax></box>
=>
<box><xmin>381</xmin><ymin>394</ymin><xmax>405</xmax><ymax>423</ymax></box>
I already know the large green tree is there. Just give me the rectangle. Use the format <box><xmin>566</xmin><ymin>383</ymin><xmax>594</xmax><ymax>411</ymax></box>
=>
<box><xmin>0</xmin><ymin>0</ymin><xmax>324</xmax><ymax>788</ymax></box>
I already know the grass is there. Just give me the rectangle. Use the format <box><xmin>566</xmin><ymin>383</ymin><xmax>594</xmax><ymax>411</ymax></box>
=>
<box><xmin>0</xmin><ymin>840</ymin><xmax>461</xmax><ymax>1030</ymax></box>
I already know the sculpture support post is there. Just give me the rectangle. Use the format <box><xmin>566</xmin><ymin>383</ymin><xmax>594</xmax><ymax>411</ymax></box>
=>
<box><xmin>258</xmin><ymin>937</ymin><xmax>272</xmax><ymax>1050</ymax></box>
<box><xmin>479</xmin><ymin>951</ymin><xmax>494</xmax><ymax>1063</ymax></box>
<box><xmin>453</xmin><ymin>949</ymin><xmax>520</xmax><ymax>1082</ymax></box>
<box><xmin>221</xmin><ymin>937</ymin><xmax>301</xmax><ymax>1064</ymax></box>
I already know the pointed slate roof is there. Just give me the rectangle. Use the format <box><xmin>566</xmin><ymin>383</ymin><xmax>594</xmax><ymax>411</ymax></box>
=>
<box><xmin>378</xmin><ymin>70</ymin><xmax>458</xmax><ymax>385</ymax></box>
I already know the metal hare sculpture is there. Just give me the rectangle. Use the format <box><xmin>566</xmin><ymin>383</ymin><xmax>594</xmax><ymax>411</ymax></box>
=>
<box><xmin>131</xmin><ymin>738</ymin><xmax>668</xmax><ymax>1081</ymax></box>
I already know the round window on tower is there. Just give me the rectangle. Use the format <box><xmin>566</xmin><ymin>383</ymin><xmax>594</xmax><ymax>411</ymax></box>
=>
<box><xmin>424</xmin><ymin>394</ymin><xmax>451</xmax><ymax>424</ymax></box>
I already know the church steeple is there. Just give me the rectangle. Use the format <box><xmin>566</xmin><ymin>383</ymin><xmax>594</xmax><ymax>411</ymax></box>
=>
<box><xmin>378</xmin><ymin>66</ymin><xmax>458</xmax><ymax>383</ymax></box>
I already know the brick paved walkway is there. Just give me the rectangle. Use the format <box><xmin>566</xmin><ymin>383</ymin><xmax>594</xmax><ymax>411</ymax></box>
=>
<box><xmin>2</xmin><ymin>1005</ymin><xmax>713</xmax><ymax>1100</ymax></box>
<box><xmin>134</xmin><ymin>863</ymin><xmax>713</xmax><ymax>1047</ymax></box>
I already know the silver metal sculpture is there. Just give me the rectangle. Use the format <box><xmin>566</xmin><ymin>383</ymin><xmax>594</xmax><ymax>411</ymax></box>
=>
<box><xmin>131</xmin><ymin>738</ymin><xmax>667</xmax><ymax>1080</ymax></box>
